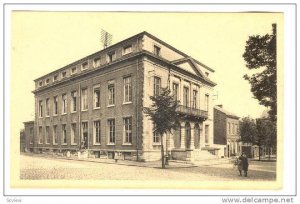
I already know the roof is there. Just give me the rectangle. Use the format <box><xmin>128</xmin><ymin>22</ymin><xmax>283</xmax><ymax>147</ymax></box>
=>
<box><xmin>34</xmin><ymin>31</ymin><xmax>215</xmax><ymax>82</ymax></box>
<box><xmin>214</xmin><ymin>106</ymin><xmax>239</xmax><ymax>119</ymax></box>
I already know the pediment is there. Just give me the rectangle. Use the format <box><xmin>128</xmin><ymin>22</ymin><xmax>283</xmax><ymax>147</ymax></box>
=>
<box><xmin>172</xmin><ymin>57</ymin><xmax>205</xmax><ymax>78</ymax></box>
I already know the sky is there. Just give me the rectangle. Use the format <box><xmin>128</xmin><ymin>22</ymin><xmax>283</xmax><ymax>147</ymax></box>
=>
<box><xmin>11</xmin><ymin>12</ymin><xmax>283</xmax><ymax>131</ymax></box>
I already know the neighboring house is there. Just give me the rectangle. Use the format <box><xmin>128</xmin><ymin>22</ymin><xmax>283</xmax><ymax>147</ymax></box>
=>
<box><xmin>29</xmin><ymin>31</ymin><xmax>216</xmax><ymax>161</ymax></box>
<box><xmin>20</xmin><ymin>129</ymin><xmax>25</xmax><ymax>152</ymax></box>
<box><xmin>213</xmin><ymin>105</ymin><xmax>241</xmax><ymax>157</ymax></box>
<box><xmin>23</xmin><ymin>121</ymin><xmax>34</xmax><ymax>152</ymax></box>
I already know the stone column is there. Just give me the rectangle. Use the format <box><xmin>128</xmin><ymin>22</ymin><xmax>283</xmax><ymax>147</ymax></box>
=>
<box><xmin>190</xmin><ymin>122</ymin><xmax>195</xmax><ymax>150</ymax></box>
<box><xmin>180</xmin><ymin>121</ymin><xmax>186</xmax><ymax>149</ymax></box>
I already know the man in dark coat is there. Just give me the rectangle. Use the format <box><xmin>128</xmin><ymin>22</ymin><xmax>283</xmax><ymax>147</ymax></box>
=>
<box><xmin>238</xmin><ymin>152</ymin><xmax>249</xmax><ymax>177</ymax></box>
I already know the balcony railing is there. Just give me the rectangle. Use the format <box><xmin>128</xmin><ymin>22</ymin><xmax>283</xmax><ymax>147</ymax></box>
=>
<box><xmin>176</xmin><ymin>105</ymin><xmax>208</xmax><ymax>119</ymax></box>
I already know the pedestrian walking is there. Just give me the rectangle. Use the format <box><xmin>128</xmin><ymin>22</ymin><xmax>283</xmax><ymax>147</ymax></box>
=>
<box><xmin>238</xmin><ymin>152</ymin><xmax>249</xmax><ymax>177</ymax></box>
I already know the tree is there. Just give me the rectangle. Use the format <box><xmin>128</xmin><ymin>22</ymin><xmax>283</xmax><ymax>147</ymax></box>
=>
<box><xmin>256</xmin><ymin>119</ymin><xmax>277</xmax><ymax>160</ymax></box>
<box><xmin>239</xmin><ymin>117</ymin><xmax>257</xmax><ymax>144</ymax></box>
<box><xmin>243</xmin><ymin>24</ymin><xmax>277</xmax><ymax>122</ymax></box>
<box><xmin>143</xmin><ymin>87</ymin><xmax>180</xmax><ymax>169</ymax></box>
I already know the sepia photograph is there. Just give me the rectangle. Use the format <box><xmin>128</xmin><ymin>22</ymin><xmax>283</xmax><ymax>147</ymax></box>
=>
<box><xmin>3</xmin><ymin>2</ymin><xmax>297</xmax><ymax>200</ymax></box>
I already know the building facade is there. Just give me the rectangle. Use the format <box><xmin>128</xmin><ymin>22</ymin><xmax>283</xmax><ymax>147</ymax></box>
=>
<box><xmin>29</xmin><ymin>32</ymin><xmax>216</xmax><ymax>161</ymax></box>
<box><xmin>213</xmin><ymin>105</ymin><xmax>241</xmax><ymax>157</ymax></box>
<box><xmin>22</xmin><ymin>121</ymin><xmax>34</xmax><ymax>152</ymax></box>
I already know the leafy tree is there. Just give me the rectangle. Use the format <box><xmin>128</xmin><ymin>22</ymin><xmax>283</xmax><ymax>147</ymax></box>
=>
<box><xmin>257</xmin><ymin>119</ymin><xmax>277</xmax><ymax>160</ymax></box>
<box><xmin>143</xmin><ymin>87</ymin><xmax>180</xmax><ymax>169</ymax></box>
<box><xmin>243</xmin><ymin>24</ymin><xmax>277</xmax><ymax>122</ymax></box>
<box><xmin>239</xmin><ymin>117</ymin><xmax>257</xmax><ymax>143</ymax></box>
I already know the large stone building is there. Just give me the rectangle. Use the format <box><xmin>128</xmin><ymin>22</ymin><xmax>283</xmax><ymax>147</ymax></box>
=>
<box><xmin>213</xmin><ymin>105</ymin><xmax>241</xmax><ymax>157</ymax></box>
<box><xmin>28</xmin><ymin>31</ymin><xmax>217</xmax><ymax>161</ymax></box>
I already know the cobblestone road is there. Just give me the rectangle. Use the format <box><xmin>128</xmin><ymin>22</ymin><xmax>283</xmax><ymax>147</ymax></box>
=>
<box><xmin>20</xmin><ymin>154</ymin><xmax>276</xmax><ymax>181</ymax></box>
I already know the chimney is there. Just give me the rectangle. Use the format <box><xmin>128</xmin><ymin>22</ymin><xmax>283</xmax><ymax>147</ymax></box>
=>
<box><xmin>217</xmin><ymin>104</ymin><xmax>223</xmax><ymax>108</ymax></box>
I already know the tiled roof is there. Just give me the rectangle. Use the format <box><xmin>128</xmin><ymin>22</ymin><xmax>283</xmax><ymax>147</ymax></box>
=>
<box><xmin>214</xmin><ymin>106</ymin><xmax>239</xmax><ymax>119</ymax></box>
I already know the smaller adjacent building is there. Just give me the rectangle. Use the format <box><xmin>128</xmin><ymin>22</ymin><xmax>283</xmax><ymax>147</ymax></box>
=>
<box><xmin>213</xmin><ymin>105</ymin><xmax>241</xmax><ymax>157</ymax></box>
<box><xmin>23</xmin><ymin>121</ymin><xmax>34</xmax><ymax>152</ymax></box>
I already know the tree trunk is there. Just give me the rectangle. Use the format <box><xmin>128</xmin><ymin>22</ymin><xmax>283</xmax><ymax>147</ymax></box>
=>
<box><xmin>161</xmin><ymin>135</ymin><xmax>165</xmax><ymax>169</ymax></box>
<box><xmin>268</xmin><ymin>146</ymin><xmax>271</xmax><ymax>160</ymax></box>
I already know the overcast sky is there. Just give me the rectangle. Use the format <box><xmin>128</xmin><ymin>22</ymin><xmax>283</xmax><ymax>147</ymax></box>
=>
<box><xmin>11</xmin><ymin>12</ymin><xmax>283</xmax><ymax>131</ymax></box>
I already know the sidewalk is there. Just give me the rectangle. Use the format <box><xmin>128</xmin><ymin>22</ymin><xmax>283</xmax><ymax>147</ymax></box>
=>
<box><xmin>21</xmin><ymin>152</ymin><xmax>199</xmax><ymax>169</ymax></box>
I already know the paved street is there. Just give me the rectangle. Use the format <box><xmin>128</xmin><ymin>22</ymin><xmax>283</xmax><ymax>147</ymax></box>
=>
<box><xmin>20</xmin><ymin>154</ymin><xmax>276</xmax><ymax>181</ymax></box>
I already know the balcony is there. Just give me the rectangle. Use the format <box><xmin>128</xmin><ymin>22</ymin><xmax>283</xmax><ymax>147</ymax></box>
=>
<box><xmin>176</xmin><ymin>105</ymin><xmax>208</xmax><ymax>120</ymax></box>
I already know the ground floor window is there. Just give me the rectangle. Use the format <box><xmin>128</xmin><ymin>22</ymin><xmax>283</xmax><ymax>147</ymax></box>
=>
<box><xmin>123</xmin><ymin>117</ymin><xmax>132</xmax><ymax>144</ymax></box>
<box><xmin>205</xmin><ymin>125</ymin><xmax>209</xmax><ymax>143</ymax></box>
<box><xmin>71</xmin><ymin>123</ymin><xmax>77</xmax><ymax>144</ymax></box>
<box><xmin>94</xmin><ymin>121</ymin><xmax>101</xmax><ymax>144</ymax></box>
<box><xmin>108</xmin><ymin>119</ymin><xmax>115</xmax><ymax>144</ymax></box>
<box><xmin>62</xmin><ymin>124</ymin><xmax>67</xmax><ymax>144</ymax></box>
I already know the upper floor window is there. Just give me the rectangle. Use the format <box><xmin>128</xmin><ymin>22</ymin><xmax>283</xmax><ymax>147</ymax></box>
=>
<box><xmin>45</xmin><ymin>98</ymin><xmax>50</xmax><ymax>116</ymax></box>
<box><xmin>62</xmin><ymin>94</ymin><xmax>67</xmax><ymax>114</ymax></box>
<box><xmin>183</xmin><ymin>87</ymin><xmax>189</xmax><ymax>107</ymax></box>
<box><xmin>71</xmin><ymin>67</ymin><xmax>77</xmax><ymax>75</ymax></box>
<box><xmin>153</xmin><ymin>76</ymin><xmax>161</xmax><ymax>96</ymax></box>
<box><xmin>172</xmin><ymin>83</ymin><xmax>179</xmax><ymax>102</ymax></box>
<box><xmin>81</xmin><ymin>88</ymin><xmax>88</xmax><ymax>110</ymax></box>
<box><xmin>81</xmin><ymin>61</ymin><xmax>88</xmax><ymax>70</ymax></box>
<box><xmin>107</xmin><ymin>51</ymin><xmax>116</xmax><ymax>63</ymax></box>
<box><xmin>123</xmin><ymin>45</ymin><xmax>132</xmax><ymax>55</ymax></box>
<box><xmin>108</xmin><ymin>81</ymin><xmax>115</xmax><ymax>106</ymax></box>
<box><xmin>45</xmin><ymin>78</ymin><xmax>50</xmax><ymax>85</ymax></box>
<box><xmin>61</xmin><ymin>71</ymin><xmax>67</xmax><ymax>78</ymax></box>
<box><xmin>39</xmin><ymin>100</ymin><xmax>43</xmax><ymax>117</ymax></box>
<box><xmin>192</xmin><ymin>90</ymin><xmax>198</xmax><ymax>109</ymax></box>
<box><xmin>205</xmin><ymin>94</ymin><xmax>209</xmax><ymax>112</ymax></box>
<box><xmin>123</xmin><ymin>76</ymin><xmax>132</xmax><ymax>103</ymax></box>
<box><xmin>53</xmin><ymin>96</ymin><xmax>58</xmax><ymax>115</ymax></box>
<box><xmin>71</xmin><ymin>91</ymin><xmax>77</xmax><ymax>112</ymax></box>
<box><xmin>93</xmin><ymin>57</ymin><xmax>101</xmax><ymax>68</ymax></box>
<box><xmin>38</xmin><ymin>81</ymin><xmax>43</xmax><ymax>87</ymax></box>
<box><xmin>205</xmin><ymin>72</ymin><xmax>209</xmax><ymax>77</ymax></box>
<box><xmin>93</xmin><ymin>85</ymin><xmax>100</xmax><ymax>109</ymax></box>
<box><xmin>153</xmin><ymin>45</ymin><xmax>161</xmax><ymax>56</ymax></box>
<box><xmin>53</xmin><ymin>74</ymin><xmax>58</xmax><ymax>82</ymax></box>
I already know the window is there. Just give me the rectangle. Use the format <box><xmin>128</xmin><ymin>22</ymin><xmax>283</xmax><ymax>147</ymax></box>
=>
<box><xmin>123</xmin><ymin>76</ymin><xmax>132</xmax><ymax>103</ymax></box>
<box><xmin>62</xmin><ymin>94</ymin><xmax>67</xmax><ymax>114</ymax></box>
<box><xmin>108</xmin><ymin>119</ymin><xmax>115</xmax><ymax>144</ymax></box>
<box><xmin>205</xmin><ymin>72</ymin><xmax>209</xmax><ymax>77</ymax></box>
<box><xmin>93</xmin><ymin>85</ymin><xmax>100</xmax><ymax>109</ymax></box>
<box><xmin>192</xmin><ymin>90</ymin><xmax>198</xmax><ymax>109</ymax></box>
<box><xmin>172</xmin><ymin>83</ymin><xmax>179</xmax><ymax>101</ymax></box>
<box><xmin>53</xmin><ymin>96</ymin><xmax>58</xmax><ymax>115</ymax></box>
<box><xmin>45</xmin><ymin>78</ymin><xmax>50</xmax><ymax>85</ymax></box>
<box><xmin>94</xmin><ymin>121</ymin><xmax>101</xmax><ymax>144</ymax></box>
<box><xmin>82</xmin><ymin>122</ymin><xmax>88</xmax><ymax>148</ymax></box>
<box><xmin>93</xmin><ymin>57</ymin><xmax>101</xmax><ymax>68</ymax></box>
<box><xmin>123</xmin><ymin>117</ymin><xmax>132</xmax><ymax>144</ymax></box>
<box><xmin>81</xmin><ymin>61</ymin><xmax>88</xmax><ymax>70</ymax></box>
<box><xmin>29</xmin><ymin>127</ymin><xmax>33</xmax><ymax>144</ymax></box>
<box><xmin>71</xmin><ymin>123</ymin><xmax>77</xmax><ymax>144</ymax></box>
<box><xmin>81</xmin><ymin>88</ymin><xmax>88</xmax><ymax>110</ymax></box>
<box><xmin>183</xmin><ymin>87</ymin><xmax>189</xmax><ymax>107</ymax></box>
<box><xmin>45</xmin><ymin>98</ymin><xmax>50</xmax><ymax>116</ymax></box>
<box><xmin>205</xmin><ymin>94</ymin><xmax>209</xmax><ymax>111</ymax></box>
<box><xmin>38</xmin><ymin>126</ymin><xmax>43</xmax><ymax>144</ymax></box>
<box><xmin>53</xmin><ymin>125</ymin><xmax>58</xmax><ymax>145</ymax></box>
<box><xmin>39</xmin><ymin>100</ymin><xmax>43</xmax><ymax>117</ymax></box>
<box><xmin>71</xmin><ymin>91</ymin><xmax>77</xmax><ymax>112</ymax></box>
<box><xmin>38</xmin><ymin>81</ymin><xmax>43</xmax><ymax>87</ymax></box>
<box><xmin>153</xmin><ymin>45</ymin><xmax>161</xmax><ymax>56</ymax></box>
<box><xmin>153</xmin><ymin>124</ymin><xmax>160</xmax><ymax>144</ymax></box>
<box><xmin>108</xmin><ymin>82</ymin><xmax>115</xmax><ymax>106</ymax></box>
<box><xmin>61</xmin><ymin>71</ymin><xmax>67</xmax><ymax>78</ymax></box>
<box><xmin>227</xmin><ymin>122</ymin><xmax>230</xmax><ymax>135</ymax></box>
<box><xmin>53</xmin><ymin>74</ymin><xmax>58</xmax><ymax>82</ymax></box>
<box><xmin>205</xmin><ymin>125</ymin><xmax>209</xmax><ymax>143</ymax></box>
<box><xmin>45</xmin><ymin>126</ymin><xmax>50</xmax><ymax>144</ymax></box>
<box><xmin>107</xmin><ymin>51</ymin><xmax>116</xmax><ymax>63</ymax></box>
<box><xmin>71</xmin><ymin>67</ymin><xmax>77</xmax><ymax>75</ymax></box>
<box><xmin>62</xmin><ymin>124</ymin><xmax>67</xmax><ymax>144</ymax></box>
<box><xmin>123</xmin><ymin>45</ymin><xmax>132</xmax><ymax>55</ymax></box>
<box><xmin>153</xmin><ymin>77</ymin><xmax>161</xmax><ymax>96</ymax></box>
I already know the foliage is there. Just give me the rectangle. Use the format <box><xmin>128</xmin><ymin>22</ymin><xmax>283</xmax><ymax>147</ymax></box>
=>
<box><xmin>143</xmin><ymin>87</ymin><xmax>180</xmax><ymax>168</ymax></box>
<box><xmin>243</xmin><ymin>24</ymin><xmax>277</xmax><ymax>122</ymax></box>
<box><xmin>256</xmin><ymin>118</ymin><xmax>277</xmax><ymax>155</ymax></box>
<box><xmin>239</xmin><ymin>117</ymin><xmax>257</xmax><ymax>144</ymax></box>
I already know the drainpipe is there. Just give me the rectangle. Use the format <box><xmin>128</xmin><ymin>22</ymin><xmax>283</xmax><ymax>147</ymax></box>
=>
<box><xmin>78</xmin><ymin>83</ymin><xmax>81</xmax><ymax>151</ymax></box>
<box><xmin>135</xmin><ymin>37</ymin><xmax>140</xmax><ymax>161</ymax></box>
